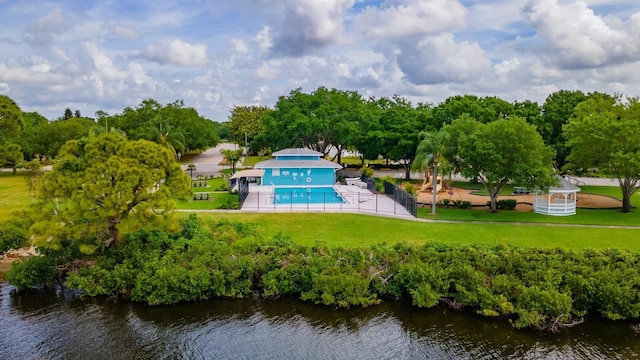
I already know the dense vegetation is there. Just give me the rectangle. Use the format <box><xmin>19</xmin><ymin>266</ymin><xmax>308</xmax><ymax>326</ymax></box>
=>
<box><xmin>9</xmin><ymin>215</ymin><xmax>640</xmax><ymax>332</ymax></box>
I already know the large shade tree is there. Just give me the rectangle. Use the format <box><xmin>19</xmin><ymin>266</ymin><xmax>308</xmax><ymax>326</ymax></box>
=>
<box><xmin>32</xmin><ymin>133</ymin><xmax>191</xmax><ymax>250</ymax></box>
<box><xmin>260</xmin><ymin>87</ymin><xmax>365</xmax><ymax>162</ymax></box>
<box><xmin>448</xmin><ymin>117</ymin><xmax>556</xmax><ymax>212</ymax></box>
<box><xmin>373</xmin><ymin>96</ymin><xmax>428</xmax><ymax>180</ymax></box>
<box><xmin>227</xmin><ymin>105</ymin><xmax>270</xmax><ymax>150</ymax></box>
<box><xmin>564</xmin><ymin>95</ymin><xmax>640</xmax><ymax>212</ymax></box>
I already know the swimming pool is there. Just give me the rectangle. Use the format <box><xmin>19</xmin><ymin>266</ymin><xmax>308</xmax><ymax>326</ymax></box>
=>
<box><xmin>274</xmin><ymin>187</ymin><xmax>345</xmax><ymax>204</ymax></box>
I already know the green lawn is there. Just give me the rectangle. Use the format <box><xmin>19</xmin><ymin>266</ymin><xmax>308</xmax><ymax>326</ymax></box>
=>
<box><xmin>0</xmin><ymin>173</ymin><xmax>32</xmax><ymax>218</ymax></box>
<box><xmin>191</xmin><ymin>177</ymin><xmax>227</xmax><ymax>192</ymax></box>
<box><xmin>420</xmin><ymin>185</ymin><xmax>640</xmax><ymax>226</ymax></box>
<box><xmin>191</xmin><ymin>212</ymin><xmax>640</xmax><ymax>251</ymax></box>
<box><xmin>175</xmin><ymin>192</ymin><xmax>239</xmax><ymax>210</ymax></box>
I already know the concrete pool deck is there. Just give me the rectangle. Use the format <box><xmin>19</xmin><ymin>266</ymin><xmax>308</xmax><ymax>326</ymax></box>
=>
<box><xmin>240</xmin><ymin>184</ymin><xmax>414</xmax><ymax>219</ymax></box>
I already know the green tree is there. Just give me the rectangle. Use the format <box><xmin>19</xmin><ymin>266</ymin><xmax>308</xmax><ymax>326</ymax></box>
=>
<box><xmin>33</xmin><ymin>133</ymin><xmax>191</xmax><ymax>250</ymax></box>
<box><xmin>431</xmin><ymin>95</ymin><xmax>513</xmax><ymax>129</ymax></box>
<box><xmin>63</xmin><ymin>108</ymin><xmax>73</xmax><ymax>120</ymax></box>
<box><xmin>373</xmin><ymin>96</ymin><xmax>428</xmax><ymax>180</ymax></box>
<box><xmin>101</xmin><ymin>99</ymin><xmax>219</xmax><ymax>152</ymax></box>
<box><xmin>564</xmin><ymin>95</ymin><xmax>640</xmax><ymax>212</ymax></box>
<box><xmin>451</xmin><ymin>117</ymin><xmax>556</xmax><ymax>212</ymax></box>
<box><xmin>0</xmin><ymin>142</ymin><xmax>23</xmax><ymax>174</ymax></box>
<box><xmin>0</xmin><ymin>94</ymin><xmax>25</xmax><ymax>141</ymax></box>
<box><xmin>38</xmin><ymin>117</ymin><xmax>96</xmax><ymax>158</ymax></box>
<box><xmin>260</xmin><ymin>87</ymin><xmax>366</xmax><ymax>162</ymax></box>
<box><xmin>227</xmin><ymin>105</ymin><xmax>270</xmax><ymax>150</ymax></box>
<box><xmin>541</xmin><ymin>90</ymin><xmax>588</xmax><ymax>169</ymax></box>
<box><xmin>221</xmin><ymin>148</ymin><xmax>243</xmax><ymax>173</ymax></box>
<box><xmin>18</xmin><ymin>111</ymin><xmax>49</xmax><ymax>160</ymax></box>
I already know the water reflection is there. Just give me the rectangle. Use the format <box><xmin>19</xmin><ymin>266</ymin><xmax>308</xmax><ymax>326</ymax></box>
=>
<box><xmin>1</xmin><ymin>283</ymin><xmax>638</xmax><ymax>359</ymax></box>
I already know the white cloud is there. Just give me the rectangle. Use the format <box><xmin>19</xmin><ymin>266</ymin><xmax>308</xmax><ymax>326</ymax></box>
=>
<box><xmin>523</xmin><ymin>0</ymin><xmax>639</xmax><ymax>69</ymax></box>
<box><xmin>266</xmin><ymin>0</ymin><xmax>355</xmax><ymax>56</ymax></box>
<box><xmin>23</xmin><ymin>6</ymin><xmax>67</xmax><ymax>46</ymax></box>
<box><xmin>254</xmin><ymin>27</ymin><xmax>273</xmax><ymax>52</ymax></box>
<box><xmin>110</xmin><ymin>24</ymin><xmax>140</xmax><ymax>39</ymax></box>
<box><xmin>396</xmin><ymin>34</ymin><xmax>493</xmax><ymax>85</ymax></box>
<box><xmin>355</xmin><ymin>0</ymin><xmax>467</xmax><ymax>39</ymax></box>
<box><xmin>230</xmin><ymin>39</ymin><xmax>249</xmax><ymax>54</ymax></box>
<box><xmin>143</xmin><ymin>39</ymin><xmax>208</xmax><ymax>66</ymax></box>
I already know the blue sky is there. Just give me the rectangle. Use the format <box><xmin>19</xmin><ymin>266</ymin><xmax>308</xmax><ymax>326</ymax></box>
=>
<box><xmin>1</xmin><ymin>0</ymin><xmax>639</xmax><ymax>121</ymax></box>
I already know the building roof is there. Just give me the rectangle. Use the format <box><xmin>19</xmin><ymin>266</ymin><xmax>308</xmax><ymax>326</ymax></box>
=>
<box><xmin>254</xmin><ymin>159</ymin><xmax>343</xmax><ymax>169</ymax></box>
<box><xmin>229</xmin><ymin>169</ymin><xmax>265</xmax><ymax>180</ymax></box>
<box><xmin>272</xmin><ymin>148</ymin><xmax>323</xmax><ymax>156</ymax></box>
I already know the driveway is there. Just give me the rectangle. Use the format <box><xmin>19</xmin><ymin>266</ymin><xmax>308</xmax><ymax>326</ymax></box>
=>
<box><xmin>183</xmin><ymin>143</ymin><xmax>240</xmax><ymax>178</ymax></box>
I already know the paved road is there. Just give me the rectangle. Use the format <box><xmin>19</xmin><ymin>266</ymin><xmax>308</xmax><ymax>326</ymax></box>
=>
<box><xmin>182</xmin><ymin>143</ymin><xmax>240</xmax><ymax>178</ymax></box>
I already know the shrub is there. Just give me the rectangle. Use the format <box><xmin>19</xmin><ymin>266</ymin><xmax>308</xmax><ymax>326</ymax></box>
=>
<box><xmin>487</xmin><ymin>199</ymin><xmax>518</xmax><ymax>210</ymax></box>
<box><xmin>402</xmin><ymin>182</ymin><xmax>417</xmax><ymax>196</ymax></box>
<box><xmin>6</xmin><ymin>256</ymin><xmax>57</xmax><ymax>290</ymax></box>
<box><xmin>0</xmin><ymin>222</ymin><xmax>27</xmax><ymax>253</ymax></box>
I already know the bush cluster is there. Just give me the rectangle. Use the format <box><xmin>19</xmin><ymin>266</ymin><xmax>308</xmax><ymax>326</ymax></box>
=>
<box><xmin>0</xmin><ymin>222</ymin><xmax>27</xmax><ymax>253</ymax></box>
<box><xmin>436</xmin><ymin>199</ymin><xmax>472</xmax><ymax>209</ymax></box>
<box><xmin>10</xmin><ymin>215</ymin><xmax>640</xmax><ymax>331</ymax></box>
<box><xmin>486</xmin><ymin>199</ymin><xmax>518</xmax><ymax>210</ymax></box>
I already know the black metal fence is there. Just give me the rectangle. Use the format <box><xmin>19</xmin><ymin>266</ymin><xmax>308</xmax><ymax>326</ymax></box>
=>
<box><xmin>383</xmin><ymin>180</ymin><xmax>418</xmax><ymax>217</ymax></box>
<box><xmin>238</xmin><ymin>177</ymin><xmax>250</xmax><ymax>208</ymax></box>
<box><xmin>238</xmin><ymin>186</ymin><xmax>415</xmax><ymax>217</ymax></box>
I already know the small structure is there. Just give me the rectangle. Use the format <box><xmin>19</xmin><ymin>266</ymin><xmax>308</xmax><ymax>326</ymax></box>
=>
<box><xmin>228</xmin><ymin>169</ymin><xmax>265</xmax><ymax>192</ymax></box>
<box><xmin>533</xmin><ymin>176</ymin><xmax>580</xmax><ymax>216</ymax></box>
<box><xmin>254</xmin><ymin>148</ymin><xmax>342</xmax><ymax>186</ymax></box>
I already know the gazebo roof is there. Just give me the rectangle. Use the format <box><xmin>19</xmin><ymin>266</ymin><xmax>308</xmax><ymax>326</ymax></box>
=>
<box><xmin>548</xmin><ymin>176</ymin><xmax>580</xmax><ymax>193</ymax></box>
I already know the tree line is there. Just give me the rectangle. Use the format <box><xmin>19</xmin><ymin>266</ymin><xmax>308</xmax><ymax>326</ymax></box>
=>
<box><xmin>0</xmin><ymin>96</ymin><xmax>222</xmax><ymax>173</ymax></box>
<box><xmin>227</xmin><ymin>88</ymin><xmax>640</xmax><ymax>212</ymax></box>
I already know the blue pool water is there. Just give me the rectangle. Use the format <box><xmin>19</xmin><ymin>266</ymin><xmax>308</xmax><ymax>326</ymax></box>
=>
<box><xmin>274</xmin><ymin>187</ymin><xmax>345</xmax><ymax>204</ymax></box>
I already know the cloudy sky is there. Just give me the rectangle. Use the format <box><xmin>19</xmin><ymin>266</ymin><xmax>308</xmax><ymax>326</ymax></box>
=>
<box><xmin>1</xmin><ymin>0</ymin><xmax>639</xmax><ymax>121</ymax></box>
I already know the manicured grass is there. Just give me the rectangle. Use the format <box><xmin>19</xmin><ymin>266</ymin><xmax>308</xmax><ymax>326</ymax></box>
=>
<box><xmin>243</xmin><ymin>156</ymin><xmax>268</xmax><ymax>167</ymax></box>
<box><xmin>191</xmin><ymin>212</ymin><xmax>640</xmax><ymax>251</ymax></box>
<box><xmin>175</xmin><ymin>192</ymin><xmax>239</xmax><ymax>210</ymax></box>
<box><xmin>191</xmin><ymin>177</ymin><xmax>227</xmax><ymax>192</ymax></box>
<box><xmin>0</xmin><ymin>173</ymin><xmax>32</xmax><ymax>218</ymax></box>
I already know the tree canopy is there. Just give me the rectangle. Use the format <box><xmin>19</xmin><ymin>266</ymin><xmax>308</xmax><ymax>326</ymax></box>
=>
<box><xmin>102</xmin><ymin>99</ymin><xmax>220</xmax><ymax>154</ymax></box>
<box><xmin>564</xmin><ymin>95</ymin><xmax>640</xmax><ymax>212</ymax></box>
<box><xmin>32</xmin><ymin>133</ymin><xmax>191</xmax><ymax>251</ymax></box>
<box><xmin>446</xmin><ymin>117</ymin><xmax>556</xmax><ymax>212</ymax></box>
<box><xmin>227</xmin><ymin>105</ymin><xmax>270</xmax><ymax>149</ymax></box>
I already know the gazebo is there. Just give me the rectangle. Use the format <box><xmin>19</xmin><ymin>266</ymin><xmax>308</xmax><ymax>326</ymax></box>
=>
<box><xmin>533</xmin><ymin>176</ymin><xmax>580</xmax><ymax>216</ymax></box>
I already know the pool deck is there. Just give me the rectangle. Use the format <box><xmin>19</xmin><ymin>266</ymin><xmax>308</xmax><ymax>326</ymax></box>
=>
<box><xmin>240</xmin><ymin>184</ymin><xmax>414</xmax><ymax>219</ymax></box>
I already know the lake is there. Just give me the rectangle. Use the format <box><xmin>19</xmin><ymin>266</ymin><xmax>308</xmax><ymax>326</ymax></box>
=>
<box><xmin>0</xmin><ymin>282</ymin><xmax>638</xmax><ymax>359</ymax></box>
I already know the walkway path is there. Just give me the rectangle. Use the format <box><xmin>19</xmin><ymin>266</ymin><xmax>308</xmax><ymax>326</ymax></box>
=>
<box><xmin>182</xmin><ymin>143</ymin><xmax>238</xmax><ymax>178</ymax></box>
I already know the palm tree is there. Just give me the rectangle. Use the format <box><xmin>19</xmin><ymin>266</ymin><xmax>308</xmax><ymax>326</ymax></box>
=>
<box><xmin>413</xmin><ymin>130</ymin><xmax>450</xmax><ymax>215</ymax></box>
<box><xmin>220</xmin><ymin>149</ymin><xmax>243</xmax><ymax>173</ymax></box>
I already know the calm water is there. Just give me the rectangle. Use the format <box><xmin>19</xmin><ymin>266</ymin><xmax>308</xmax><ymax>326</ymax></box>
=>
<box><xmin>1</xmin><ymin>282</ymin><xmax>639</xmax><ymax>359</ymax></box>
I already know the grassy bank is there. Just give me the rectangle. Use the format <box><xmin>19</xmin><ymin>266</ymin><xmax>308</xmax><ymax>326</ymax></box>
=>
<box><xmin>189</xmin><ymin>212</ymin><xmax>640</xmax><ymax>251</ymax></box>
<box><xmin>0</xmin><ymin>173</ymin><xmax>31</xmax><ymax>219</ymax></box>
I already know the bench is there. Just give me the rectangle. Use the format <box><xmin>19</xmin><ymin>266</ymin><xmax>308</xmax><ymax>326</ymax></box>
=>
<box><xmin>513</xmin><ymin>187</ymin><xmax>530</xmax><ymax>194</ymax></box>
<box><xmin>192</xmin><ymin>180</ymin><xmax>208</xmax><ymax>188</ymax></box>
<box><xmin>192</xmin><ymin>193</ymin><xmax>210</xmax><ymax>200</ymax></box>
